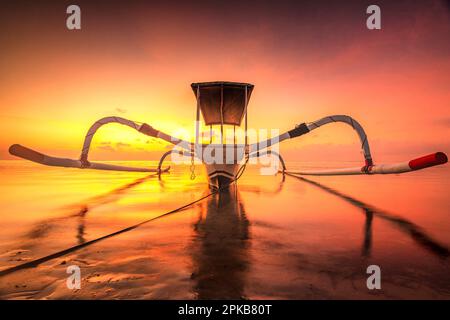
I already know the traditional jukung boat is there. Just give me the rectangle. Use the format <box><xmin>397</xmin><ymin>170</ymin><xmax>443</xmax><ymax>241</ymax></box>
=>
<box><xmin>9</xmin><ymin>81</ymin><xmax>448</xmax><ymax>189</ymax></box>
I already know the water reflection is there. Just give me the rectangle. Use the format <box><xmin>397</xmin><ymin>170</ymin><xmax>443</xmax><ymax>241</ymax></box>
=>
<box><xmin>190</xmin><ymin>186</ymin><xmax>250</xmax><ymax>299</ymax></box>
<box><xmin>362</xmin><ymin>208</ymin><xmax>373</xmax><ymax>258</ymax></box>
<box><xmin>286</xmin><ymin>173</ymin><xmax>450</xmax><ymax>259</ymax></box>
<box><xmin>238</xmin><ymin>173</ymin><xmax>285</xmax><ymax>195</ymax></box>
<box><xmin>76</xmin><ymin>212</ymin><xmax>87</xmax><ymax>244</ymax></box>
<box><xmin>25</xmin><ymin>175</ymin><xmax>155</xmax><ymax>243</ymax></box>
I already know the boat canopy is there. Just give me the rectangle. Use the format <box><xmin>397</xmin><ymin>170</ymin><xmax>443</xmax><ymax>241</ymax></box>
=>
<box><xmin>191</xmin><ymin>81</ymin><xmax>254</xmax><ymax>126</ymax></box>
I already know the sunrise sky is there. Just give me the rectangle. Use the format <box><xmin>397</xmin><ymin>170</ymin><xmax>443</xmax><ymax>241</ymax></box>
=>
<box><xmin>1</xmin><ymin>0</ymin><xmax>449</xmax><ymax>162</ymax></box>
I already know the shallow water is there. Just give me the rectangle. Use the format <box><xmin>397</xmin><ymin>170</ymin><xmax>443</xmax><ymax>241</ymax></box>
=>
<box><xmin>0</xmin><ymin>160</ymin><xmax>449</xmax><ymax>299</ymax></box>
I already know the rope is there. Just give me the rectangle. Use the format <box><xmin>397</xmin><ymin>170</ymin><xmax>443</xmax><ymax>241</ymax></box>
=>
<box><xmin>233</xmin><ymin>154</ymin><xmax>250</xmax><ymax>183</ymax></box>
<box><xmin>190</xmin><ymin>152</ymin><xmax>196</xmax><ymax>180</ymax></box>
<box><xmin>0</xmin><ymin>162</ymin><xmax>250</xmax><ymax>278</ymax></box>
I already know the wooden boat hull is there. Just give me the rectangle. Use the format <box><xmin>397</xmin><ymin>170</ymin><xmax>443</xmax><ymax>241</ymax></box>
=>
<box><xmin>205</xmin><ymin>163</ymin><xmax>240</xmax><ymax>189</ymax></box>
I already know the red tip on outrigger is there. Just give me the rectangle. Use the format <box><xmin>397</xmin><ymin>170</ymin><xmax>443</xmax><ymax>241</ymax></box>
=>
<box><xmin>408</xmin><ymin>152</ymin><xmax>448</xmax><ymax>171</ymax></box>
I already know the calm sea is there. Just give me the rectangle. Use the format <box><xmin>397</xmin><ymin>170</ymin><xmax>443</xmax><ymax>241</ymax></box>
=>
<box><xmin>0</xmin><ymin>160</ymin><xmax>449</xmax><ymax>299</ymax></box>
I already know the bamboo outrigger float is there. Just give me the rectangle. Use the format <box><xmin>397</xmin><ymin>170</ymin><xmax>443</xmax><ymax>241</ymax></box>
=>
<box><xmin>9</xmin><ymin>81</ymin><xmax>448</xmax><ymax>189</ymax></box>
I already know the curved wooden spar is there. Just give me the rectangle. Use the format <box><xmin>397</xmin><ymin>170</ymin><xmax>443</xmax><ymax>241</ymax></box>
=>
<box><xmin>9</xmin><ymin>113</ymin><xmax>448</xmax><ymax>177</ymax></box>
<box><xmin>250</xmin><ymin>115</ymin><xmax>373</xmax><ymax>166</ymax></box>
<box><xmin>8</xmin><ymin>116</ymin><xmax>183</xmax><ymax>174</ymax></box>
<box><xmin>253</xmin><ymin>114</ymin><xmax>447</xmax><ymax>176</ymax></box>
<box><xmin>79</xmin><ymin>116</ymin><xmax>192</xmax><ymax>164</ymax></box>
<box><xmin>284</xmin><ymin>152</ymin><xmax>448</xmax><ymax>176</ymax></box>
<box><xmin>9</xmin><ymin>144</ymin><xmax>169</xmax><ymax>173</ymax></box>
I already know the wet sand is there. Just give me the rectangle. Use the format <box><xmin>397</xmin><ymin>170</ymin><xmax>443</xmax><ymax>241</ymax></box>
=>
<box><xmin>0</xmin><ymin>160</ymin><xmax>449</xmax><ymax>299</ymax></box>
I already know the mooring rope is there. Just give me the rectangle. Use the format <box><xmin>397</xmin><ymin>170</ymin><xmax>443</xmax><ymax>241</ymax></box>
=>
<box><xmin>0</xmin><ymin>161</ymin><xmax>250</xmax><ymax>278</ymax></box>
<box><xmin>0</xmin><ymin>192</ymin><xmax>216</xmax><ymax>277</ymax></box>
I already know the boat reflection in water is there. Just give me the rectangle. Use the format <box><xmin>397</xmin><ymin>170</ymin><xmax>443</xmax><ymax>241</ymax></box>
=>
<box><xmin>189</xmin><ymin>172</ymin><xmax>449</xmax><ymax>299</ymax></box>
<box><xmin>1</xmin><ymin>166</ymin><xmax>449</xmax><ymax>298</ymax></box>
<box><xmin>190</xmin><ymin>185</ymin><xmax>250</xmax><ymax>299</ymax></box>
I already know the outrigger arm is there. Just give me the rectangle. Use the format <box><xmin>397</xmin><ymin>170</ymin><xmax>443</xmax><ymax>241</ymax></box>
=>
<box><xmin>79</xmin><ymin>116</ymin><xmax>192</xmax><ymax>165</ymax></box>
<box><xmin>249</xmin><ymin>115</ymin><xmax>447</xmax><ymax>175</ymax></box>
<box><xmin>9</xmin><ymin>114</ymin><xmax>447</xmax><ymax>175</ymax></box>
<box><xmin>8</xmin><ymin>116</ymin><xmax>192</xmax><ymax>173</ymax></box>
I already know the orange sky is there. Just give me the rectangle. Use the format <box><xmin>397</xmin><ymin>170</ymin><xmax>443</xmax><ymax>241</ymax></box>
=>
<box><xmin>1</xmin><ymin>0</ymin><xmax>449</xmax><ymax>162</ymax></box>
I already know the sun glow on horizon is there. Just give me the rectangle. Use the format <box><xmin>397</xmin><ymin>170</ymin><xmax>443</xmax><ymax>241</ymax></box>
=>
<box><xmin>1</xmin><ymin>1</ymin><xmax>449</xmax><ymax>162</ymax></box>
